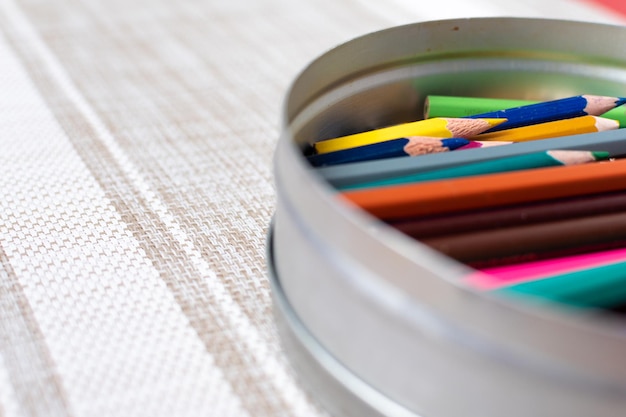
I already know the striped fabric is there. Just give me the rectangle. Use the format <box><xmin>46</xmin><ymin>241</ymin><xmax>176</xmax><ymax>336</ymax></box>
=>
<box><xmin>0</xmin><ymin>0</ymin><xmax>623</xmax><ymax>416</ymax></box>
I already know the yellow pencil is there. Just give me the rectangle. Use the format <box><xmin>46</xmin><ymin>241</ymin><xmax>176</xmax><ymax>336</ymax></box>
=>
<box><xmin>313</xmin><ymin>117</ymin><xmax>506</xmax><ymax>154</ymax></box>
<box><xmin>478</xmin><ymin>115</ymin><xmax>619</xmax><ymax>142</ymax></box>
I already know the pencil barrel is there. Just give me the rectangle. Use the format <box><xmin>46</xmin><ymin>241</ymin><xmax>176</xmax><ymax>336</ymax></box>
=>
<box><xmin>426</xmin><ymin>95</ymin><xmax>626</xmax><ymax>127</ymax></box>
<box><xmin>390</xmin><ymin>190</ymin><xmax>626</xmax><ymax>239</ymax></box>
<box><xmin>423</xmin><ymin>211</ymin><xmax>626</xmax><ymax>263</ymax></box>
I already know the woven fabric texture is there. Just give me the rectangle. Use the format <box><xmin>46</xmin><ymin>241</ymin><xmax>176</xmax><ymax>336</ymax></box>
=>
<box><xmin>0</xmin><ymin>0</ymin><xmax>623</xmax><ymax>416</ymax></box>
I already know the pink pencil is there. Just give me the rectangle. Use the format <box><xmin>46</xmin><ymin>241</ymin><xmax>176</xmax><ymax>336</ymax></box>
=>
<box><xmin>465</xmin><ymin>247</ymin><xmax>626</xmax><ymax>290</ymax></box>
<box><xmin>456</xmin><ymin>140</ymin><xmax>512</xmax><ymax>150</ymax></box>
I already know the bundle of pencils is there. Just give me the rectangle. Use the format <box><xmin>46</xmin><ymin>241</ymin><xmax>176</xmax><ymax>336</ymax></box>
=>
<box><xmin>310</xmin><ymin>93</ymin><xmax>626</xmax><ymax>310</ymax></box>
<box><xmin>306</xmin><ymin>94</ymin><xmax>624</xmax><ymax>167</ymax></box>
<box><xmin>306</xmin><ymin>117</ymin><xmax>506</xmax><ymax>166</ymax></box>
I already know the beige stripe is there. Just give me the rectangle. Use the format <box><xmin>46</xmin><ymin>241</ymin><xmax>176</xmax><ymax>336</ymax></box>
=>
<box><xmin>0</xmin><ymin>245</ymin><xmax>73</xmax><ymax>417</ymax></box>
<box><xmin>2</xmin><ymin>0</ymin><xmax>410</xmax><ymax>414</ymax></box>
<box><xmin>0</xmin><ymin>1</ymin><xmax>331</xmax><ymax>416</ymax></box>
<box><xmin>63</xmin><ymin>0</ymin><xmax>396</xmax><ymax>329</ymax></box>
<box><xmin>0</xmin><ymin>16</ymin><xmax>247</xmax><ymax>416</ymax></box>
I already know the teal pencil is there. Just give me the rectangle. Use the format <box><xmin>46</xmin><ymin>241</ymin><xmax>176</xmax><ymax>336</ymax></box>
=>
<box><xmin>498</xmin><ymin>259</ymin><xmax>626</xmax><ymax>308</ymax></box>
<box><xmin>341</xmin><ymin>150</ymin><xmax>609</xmax><ymax>190</ymax></box>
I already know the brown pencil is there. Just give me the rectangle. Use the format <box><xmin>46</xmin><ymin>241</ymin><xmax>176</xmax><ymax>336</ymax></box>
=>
<box><xmin>469</xmin><ymin>240</ymin><xmax>626</xmax><ymax>270</ymax></box>
<box><xmin>422</xmin><ymin>211</ymin><xmax>626</xmax><ymax>264</ymax></box>
<box><xmin>341</xmin><ymin>159</ymin><xmax>626</xmax><ymax>220</ymax></box>
<box><xmin>389</xmin><ymin>190</ymin><xmax>626</xmax><ymax>239</ymax></box>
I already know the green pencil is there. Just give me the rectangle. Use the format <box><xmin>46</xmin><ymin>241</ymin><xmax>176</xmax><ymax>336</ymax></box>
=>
<box><xmin>424</xmin><ymin>95</ymin><xmax>626</xmax><ymax>127</ymax></box>
<box><xmin>341</xmin><ymin>150</ymin><xmax>609</xmax><ymax>190</ymax></box>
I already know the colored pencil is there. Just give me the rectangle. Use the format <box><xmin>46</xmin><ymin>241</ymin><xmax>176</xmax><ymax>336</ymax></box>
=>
<box><xmin>389</xmin><ymin>189</ymin><xmax>626</xmax><ymax>239</ymax></box>
<box><xmin>421</xmin><ymin>210</ymin><xmax>626</xmax><ymax>264</ymax></box>
<box><xmin>425</xmin><ymin>95</ymin><xmax>529</xmax><ymax>118</ymax></box>
<box><xmin>456</xmin><ymin>140</ymin><xmax>512</xmax><ymax>150</ymax></box>
<box><xmin>342</xmin><ymin>150</ymin><xmax>607</xmax><ymax>190</ymax></box>
<box><xmin>312</xmin><ymin>117</ymin><xmax>505</xmax><ymax>154</ymax></box>
<box><xmin>306</xmin><ymin>137</ymin><xmax>470</xmax><ymax>167</ymax></box>
<box><xmin>466</xmin><ymin>247</ymin><xmax>626</xmax><ymax>290</ymax></box>
<box><xmin>318</xmin><ymin>129</ymin><xmax>626</xmax><ymax>189</ymax></box>
<box><xmin>340</xmin><ymin>157</ymin><xmax>626</xmax><ymax>220</ymax></box>
<box><xmin>476</xmin><ymin>115</ymin><xmax>618</xmax><ymax>142</ymax></box>
<box><xmin>424</xmin><ymin>95</ymin><xmax>626</xmax><ymax>127</ymax></box>
<box><xmin>454</xmin><ymin>94</ymin><xmax>626</xmax><ymax>131</ymax></box>
<box><xmin>472</xmin><ymin>240</ymin><xmax>626</xmax><ymax>270</ymax></box>
<box><xmin>496</xmin><ymin>260</ymin><xmax>626</xmax><ymax>308</ymax></box>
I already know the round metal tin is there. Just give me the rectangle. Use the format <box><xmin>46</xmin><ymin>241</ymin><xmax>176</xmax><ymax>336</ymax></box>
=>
<box><xmin>270</xmin><ymin>17</ymin><xmax>626</xmax><ymax>417</ymax></box>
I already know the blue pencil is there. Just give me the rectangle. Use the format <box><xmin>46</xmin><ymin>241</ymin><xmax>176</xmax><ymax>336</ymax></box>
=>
<box><xmin>467</xmin><ymin>94</ymin><xmax>626</xmax><ymax>132</ymax></box>
<box><xmin>306</xmin><ymin>136</ymin><xmax>469</xmax><ymax>167</ymax></box>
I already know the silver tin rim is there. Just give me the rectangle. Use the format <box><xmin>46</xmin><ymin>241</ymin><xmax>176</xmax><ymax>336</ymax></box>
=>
<box><xmin>272</xmin><ymin>17</ymin><xmax>626</xmax><ymax>417</ymax></box>
<box><xmin>268</xmin><ymin>226</ymin><xmax>421</xmax><ymax>417</ymax></box>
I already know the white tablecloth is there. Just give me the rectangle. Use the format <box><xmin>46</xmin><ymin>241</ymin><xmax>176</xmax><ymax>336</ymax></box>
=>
<box><xmin>0</xmin><ymin>0</ymin><xmax>623</xmax><ymax>416</ymax></box>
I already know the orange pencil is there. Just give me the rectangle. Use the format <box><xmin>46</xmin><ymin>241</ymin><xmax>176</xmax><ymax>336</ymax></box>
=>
<box><xmin>341</xmin><ymin>159</ymin><xmax>626</xmax><ymax>220</ymax></box>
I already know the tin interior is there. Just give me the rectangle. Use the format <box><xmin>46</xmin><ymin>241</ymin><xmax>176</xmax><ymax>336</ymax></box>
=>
<box><xmin>291</xmin><ymin>54</ymin><xmax>626</xmax><ymax>147</ymax></box>
<box><xmin>273</xmin><ymin>18</ymin><xmax>626</xmax><ymax>417</ymax></box>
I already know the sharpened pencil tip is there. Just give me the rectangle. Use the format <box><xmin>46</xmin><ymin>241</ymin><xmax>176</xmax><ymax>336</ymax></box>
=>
<box><xmin>485</xmin><ymin>118</ymin><xmax>508</xmax><ymax>127</ymax></box>
<box><xmin>591</xmin><ymin>151</ymin><xmax>611</xmax><ymax>160</ymax></box>
<box><xmin>547</xmin><ymin>150</ymin><xmax>611</xmax><ymax>165</ymax></box>
<box><xmin>440</xmin><ymin>138</ymin><xmax>470</xmax><ymax>150</ymax></box>
<box><xmin>594</xmin><ymin>116</ymin><xmax>620</xmax><ymax>132</ymax></box>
